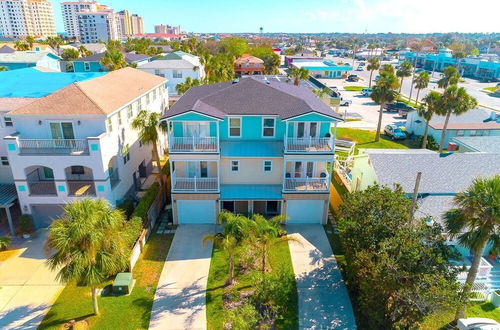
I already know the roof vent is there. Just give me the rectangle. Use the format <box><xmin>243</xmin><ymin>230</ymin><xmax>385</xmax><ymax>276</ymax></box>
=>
<box><xmin>232</xmin><ymin>78</ymin><xmax>239</xmax><ymax>84</ymax></box>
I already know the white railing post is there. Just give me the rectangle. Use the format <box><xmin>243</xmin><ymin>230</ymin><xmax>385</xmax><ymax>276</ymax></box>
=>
<box><xmin>306</xmin><ymin>176</ymin><xmax>309</xmax><ymax>191</ymax></box>
<box><xmin>194</xmin><ymin>176</ymin><xmax>197</xmax><ymax>192</ymax></box>
<box><xmin>192</xmin><ymin>137</ymin><xmax>196</xmax><ymax>151</ymax></box>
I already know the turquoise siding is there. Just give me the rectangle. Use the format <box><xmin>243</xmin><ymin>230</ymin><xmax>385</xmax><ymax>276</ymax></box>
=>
<box><xmin>0</xmin><ymin>62</ymin><xmax>35</xmax><ymax>70</ymax></box>
<box><xmin>210</xmin><ymin>122</ymin><xmax>217</xmax><ymax>136</ymax></box>
<box><xmin>220</xmin><ymin>116</ymin><xmax>285</xmax><ymax>140</ymax></box>
<box><xmin>170</xmin><ymin>113</ymin><xmax>217</xmax><ymax>122</ymax></box>
<box><xmin>73</xmin><ymin>61</ymin><xmax>104</xmax><ymax>72</ymax></box>
<box><xmin>288</xmin><ymin>113</ymin><xmax>335</xmax><ymax>122</ymax></box>
<box><xmin>171</xmin><ymin>121</ymin><xmax>218</xmax><ymax>137</ymax></box>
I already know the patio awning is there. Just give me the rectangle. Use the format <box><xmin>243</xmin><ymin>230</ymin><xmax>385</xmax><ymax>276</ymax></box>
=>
<box><xmin>0</xmin><ymin>184</ymin><xmax>18</xmax><ymax>236</ymax></box>
<box><xmin>220</xmin><ymin>184</ymin><xmax>283</xmax><ymax>200</ymax></box>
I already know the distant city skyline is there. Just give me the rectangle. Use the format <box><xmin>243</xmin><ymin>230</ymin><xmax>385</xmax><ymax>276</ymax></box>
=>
<box><xmin>49</xmin><ymin>0</ymin><xmax>500</xmax><ymax>34</ymax></box>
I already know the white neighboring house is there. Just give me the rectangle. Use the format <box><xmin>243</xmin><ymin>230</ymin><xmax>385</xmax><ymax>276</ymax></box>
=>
<box><xmin>139</xmin><ymin>51</ymin><xmax>205</xmax><ymax>97</ymax></box>
<box><xmin>3</xmin><ymin>67</ymin><xmax>167</xmax><ymax>229</ymax></box>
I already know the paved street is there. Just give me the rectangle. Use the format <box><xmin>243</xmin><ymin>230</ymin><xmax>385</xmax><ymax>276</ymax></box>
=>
<box><xmin>0</xmin><ymin>230</ymin><xmax>64</xmax><ymax>330</ymax></box>
<box><xmin>287</xmin><ymin>225</ymin><xmax>356</xmax><ymax>329</ymax></box>
<box><xmin>149</xmin><ymin>225</ymin><xmax>215</xmax><ymax>330</ymax></box>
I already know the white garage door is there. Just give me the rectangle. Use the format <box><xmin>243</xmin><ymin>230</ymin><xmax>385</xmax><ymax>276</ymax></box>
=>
<box><xmin>177</xmin><ymin>200</ymin><xmax>216</xmax><ymax>224</ymax></box>
<box><xmin>286</xmin><ymin>200</ymin><xmax>324</xmax><ymax>224</ymax></box>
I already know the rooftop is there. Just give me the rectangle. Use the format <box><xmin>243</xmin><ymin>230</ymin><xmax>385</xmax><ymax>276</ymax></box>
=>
<box><xmin>140</xmin><ymin>51</ymin><xmax>200</xmax><ymax>69</ymax></box>
<box><xmin>424</xmin><ymin>109</ymin><xmax>500</xmax><ymax>130</ymax></box>
<box><xmin>164</xmin><ymin>76</ymin><xmax>342</xmax><ymax>121</ymax></box>
<box><xmin>292</xmin><ymin>60</ymin><xmax>352</xmax><ymax>71</ymax></box>
<box><xmin>0</xmin><ymin>67</ymin><xmax>105</xmax><ymax>98</ymax></box>
<box><xmin>0</xmin><ymin>51</ymin><xmax>59</xmax><ymax>63</ymax></box>
<box><xmin>75</xmin><ymin>51</ymin><xmax>150</xmax><ymax>63</ymax></box>
<box><xmin>453</xmin><ymin>136</ymin><xmax>500</xmax><ymax>153</ymax></box>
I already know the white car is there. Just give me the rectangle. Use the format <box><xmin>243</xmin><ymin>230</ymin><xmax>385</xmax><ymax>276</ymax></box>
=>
<box><xmin>339</xmin><ymin>99</ymin><xmax>352</xmax><ymax>106</ymax></box>
<box><xmin>457</xmin><ymin>318</ymin><xmax>500</xmax><ymax>330</ymax></box>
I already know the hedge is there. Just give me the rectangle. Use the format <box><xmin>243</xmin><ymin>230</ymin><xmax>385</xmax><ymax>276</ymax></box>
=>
<box><xmin>131</xmin><ymin>182</ymin><xmax>160</xmax><ymax>222</ymax></box>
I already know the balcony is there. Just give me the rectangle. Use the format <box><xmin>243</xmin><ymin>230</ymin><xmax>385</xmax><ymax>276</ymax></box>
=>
<box><xmin>285</xmin><ymin>137</ymin><xmax>334</xmax><ymax>153</ymax></box>
<box><xmin>172</xmin><ymin>176</ymin><xmax>218</xmax><ymax>192</ymax></box>
<box><xmin>283</xmin><ymin>176</ymin><xmax>330</xmax><ymax>192</ymax></box>
<box><xmin>67</xmin><ymin>181</ymin><xmax>96</xmax><ymax>196</ymax></box>
<box><xmin>17</xmin><ymin>139</ymin><xmax>90</xmax><ymax>155</ymax></box>
<box><xmin>169</xmin><ymin>137</ymin><xmax>218</xmax><ymax>153</ymax></box>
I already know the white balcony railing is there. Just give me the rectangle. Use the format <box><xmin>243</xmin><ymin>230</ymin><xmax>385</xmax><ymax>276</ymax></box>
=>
<box><xmin>169</xmin><ymin>137</ymin><xmax>218</xmax><ymax>153</ymax></box>
<box><xmin>285</xmin><ymin>137</ymin><xmax>334</xmax><ymax>153</ymax></box>
<box><xmin>457</xmin><ymin>257</ymin><xmax>493</xmax><ymax>281</ymax></box>
<box><xmin>18</xmin><ymin>139</ymin><xmax>89</xmax><ymax>155</ymax></box>
<box><xmin>283</xmin><ymin>176</ymin><xmax>330</xmax><ymax>192</ymax></box>
<box><xmin>172</xmin><ymin>172</ymin><xmax>219</xmax><ymax>192</ymax></box>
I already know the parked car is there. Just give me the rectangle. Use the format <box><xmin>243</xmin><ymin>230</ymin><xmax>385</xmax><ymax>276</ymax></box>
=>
<box><xmin>339</xmin><ymin>98</ymin><xmax>352</xmax><ymax>106</ymax></box>
<box><xmin>361</xmin><ymin>88</ymin><xmax>372</xmax><ymax>96</ymax></box>
<box><xmin>457</xmin><ymin>318</ymin><xmax>500</xmax><ymax>330</ymax></box>
<box><xmin>347</xmin><ymin>75</ymin><xmax>359</xmax><ymax>82</ymax></box>
<box><xmin>384</xmin><ymin>124</ymin><xmax>406</xmax><ymax>140</ymax></box>
<box><xmin>356</xmin><ymin>66</ymin><xmax>364</xmax><ymax>71</ymax></box>
<box><xmin>398</xmin><ymin>107</ymin><xmax>415</xmax><ymax>118</ymax></box>
<box><xmin>359</xmin><ymin>62</ymin><xmax>366</xmax><ymax>66</ymax></box>
<box><xmin>384</xmin><ymin>101</ymin><xmax>414</xmax><ymax>113</ymax></box>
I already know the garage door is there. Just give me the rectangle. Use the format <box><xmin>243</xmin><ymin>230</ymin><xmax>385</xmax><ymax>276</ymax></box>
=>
<box><xmin>286</xmin><ymin>200</ymin><xmax>324</xmax><ymax>224</ymax></box>
<box><xmin>31</xmin><ymin>205</ymin><xmax>64</xmax><ymax>228</ymax></box>
<box><xmin>177</xmin><ymin>200</ymin><xmax>216</xmax><ymax>224</ymax></box>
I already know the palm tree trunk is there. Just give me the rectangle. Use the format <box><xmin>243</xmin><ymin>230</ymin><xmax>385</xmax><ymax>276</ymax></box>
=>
<box><xmin>415</xmin><ymin>88</ymin><xmax>421</xmax><ymax>105</ymax></box>
<box><xmin>399</xmin><ymin>77</ymin><xmax>404</xmax><ymax>93</ymax></box>
<box><xmin>228</xmin><ymin>253</ymin><xmax>235</xmax><ymax>285</ymax></box>
<box><xmin>455</xmin><ymin>245</ymin><xmax>486</xmax><ymax>321</ymax></box>
<box><xmin>152</xmin><ymin>141</ymin><xmax>165</xmax><ymax>188</ymax></box>
<box><xmin>408</xmin><ymin>76</ymin><xmax>415</xmax><ymax>101</ymax></box>
<box><xmin>261</xmin><ymin>246</ymin><xmax>266</xmax><ymax>273</ymax></box>
<box><xmin>294</xmin><ymin>77</ymin><xmax>299</xmax><ymax>86</ymax></box>
<box><xmin>369</xmin><ymin>70</ymin><xmax>373</xmax><ymax>88</ymax></box>
<box><xmin>438</xmin><ymin>111</ymin><xmax>452</xmax><ymax>153</ymax></box>
<box><xmin>422</xmin><ymin>120</ymin><xmax>430</xmax><ymax>149</ymax></box>
<box><xmin>91</xmin><ymin>287</ymin><xmax>99</xmax><ymax>315</ymax></box>
<box><xmin>375</xmin><ymin>103</ymin><xmax>384</xmax><ymax>142</ymax></box>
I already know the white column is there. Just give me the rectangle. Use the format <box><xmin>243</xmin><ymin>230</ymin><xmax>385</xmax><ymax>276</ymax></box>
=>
<box><xmin>5</xmin><ymin>205</ymin><xmax>14</xmax><ymax>236</ymax></box>
<box><xmin>216</xmin><ymin>121</ymin><xmax>220</xmax><ymax>151</ymax></box>
<box><xmin>284</xmin><ymin>121</ymin><xmax>289</xmax><ymax>152</ymax></box>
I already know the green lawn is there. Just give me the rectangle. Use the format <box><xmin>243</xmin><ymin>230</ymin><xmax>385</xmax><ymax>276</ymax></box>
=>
<box><xmin>335</xmin><ymin>127</ymin><xmax>418</xmax><ymax>151</ymax></box>
<box><xmin>206</xmin><ymin>239</ymin><xmax>298</xmax><ymax>329</ymax></box>
<box><xmin>483</xmin><ymin>86</ymin><xmax>498</xmax><ymax>93</ymax></box>
<box><xmin>39</xmin><ymin>230</ymin><xmax>174</xmax><ymax>329</ymax></box>
<box><xmin>343</xmin><ymin>85</ymin><xmax>365</xmax><ymax>92</ymax></box>
<box><xmin>396</xmin><ymin>96</ymin><xmax>419</xmax><ymax>108</ymax></box>
<box><xmin>421</xmin><ymin>301</ymin><xmax>500</xmax><ymax>329</ymax></box>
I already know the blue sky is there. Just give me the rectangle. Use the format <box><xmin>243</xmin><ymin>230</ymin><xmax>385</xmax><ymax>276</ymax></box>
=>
<box><xmin>50</xmin><ymin>0</ymin><xmax>500</xmax><ymax>34</ymax></box>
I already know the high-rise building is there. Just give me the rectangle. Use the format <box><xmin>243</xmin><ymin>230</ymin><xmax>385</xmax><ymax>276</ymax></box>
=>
<box><xmin>77</xmin><ymin>10</ymin><xmax>121</xmax><ymax>43</ymax></box>
<box><xmin>117</xmin><ymin>10</ymin><xmax>131</xmax><ymax>36</ymax></box>
<box><xmin>0</xmin><ymin>0</ymin><xmax>56</xmax><ymax>38</ymax></box>
<box><xmin>130</xmin><ymin>13</ymin><xmax>143</xmax><ymax>35</ymax></box>
<box><xmin>61</xmin><ymin>0</ymin><xmax>101</xmax><ymax>38</ymax></box>
<box><xmin>154</xmin><ymin>24</ymin><xmax>180</xmax><ymax>35</ymax></box>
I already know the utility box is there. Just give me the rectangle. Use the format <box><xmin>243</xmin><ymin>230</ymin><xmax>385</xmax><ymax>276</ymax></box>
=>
<box><xmin>112</xmin><ymin>272</ymin><xmax>134</xmax><ymax>295</ymax></box>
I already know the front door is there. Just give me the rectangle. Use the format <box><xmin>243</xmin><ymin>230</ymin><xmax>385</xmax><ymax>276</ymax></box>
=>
<box><xmin>187</xmin><ymin>162</ymin><xmax>197</xmax><ymax>178</ymax></box>
<box><xmin>293</xmin><ymin>161</ymin><xmax>314</xmax><ymax>178</ymax></box>
<box><xmin>184</xmin><ymin>122</ymin><xmax>209</xmax><ymax>138</ymax></box>
<box><xmin>50</xmin><ymin>122</ymin><xmax>75</xmax><ymax>140</ymax></box>
<box><xmin>200</xmin><ymin>161</ymin><xmax>208</xmax><ymax>178</ymax></box>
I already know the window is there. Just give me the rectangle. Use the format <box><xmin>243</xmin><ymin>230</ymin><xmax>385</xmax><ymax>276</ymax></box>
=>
<box><xmin>138</xmin><ymin>97</ymin><xmax>143</xmax><ymax>110</ymax></box>
<box><xmin>127</xmin><ymin>104</ymin><xmax>133</xmax><ymax>120</ymax></box>
<box><xmin>456</xmin><ymin>130</ymin><xmax>464</xmax><ymax>136</ymax></box>
<box><xmin>71</xmin><ymin>165</ymin><xmax>84</xmax><ymax>175</ymax></box>
<box><xmin>262</xmin><ymin>117</ymin><xmax>275</xmax><ymax>137</ymax></box>
<box><xmin>0</xmin><ymin>156</ymin><xmax>8</xmax><ymax>166</ymax></box>
<box><xmin>263</xmin><ymin>160</ymin><xmax>272</xmax><ymax>172</ymax></box>
<box><xmin>117</xmin><ymin>111</ymin><xmax>122</xmax><ymax>125</ymax></box>
<box><xmin>83</xmin><ymin>62</ymin><xmax>90</xmax><ymax>71</ymax></box>
<box><xmin>230</xmin><ymin>160</ymin><xmax>239</xmax><ymax>172</ymax></box>
<box><xmin>4</xmin><ymin>116</ymin><xmax>12</xmax><ymax>127</ymax></box>
<box><xmin>122</xmin><ymin>144</ymin><xmax>130</xmax><ymax>164</ymax></box>
<box><xmin>229</xmin><ymin>117</ymin><xmax>241</xmax><ymax>137</ymax></box>
<box><xmin>173</xmin><ymin>70</ymin><xmax>182</xmax><ymax>78</ymax></box>
<box><xmin>153</xmin><ymin>89</ymin><xmax>157</xmax><ymax>101</ymax></box>
<box><xmin>107</xmin><ymin>118</ymin><xmax>113</xmax><ymax>132</ymax></box>
<box><xmin>469</xmin><ymin>130</ymin><xmax>477</xmax><ymax>136</ymax></box>
<box><xmin>145</xmin><ymin>94</ymin><xmax>150</xmax><ymax>105</ymax></box>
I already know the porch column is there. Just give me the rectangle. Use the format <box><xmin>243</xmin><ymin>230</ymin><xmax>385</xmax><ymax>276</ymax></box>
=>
<box><xmin>5</xmin><ymin>205</ymin><xmax>14</xmax><ymax>236</ymax></box>
<box><xmin>216</xmin><ymin>159</ymin><xmax>220</xmax><ymax>191</ymax></box>
<box><xmin>216</xmin><ymin>121</ymin><xmax>220</xmax><ymax>151</ymax></box>
<box><xmin>284</xmin><ymin>121</ymin><xmax>289</xmax><ymax>152</ymax></box>
<box><xmin>248</xmin><ymin>200</ymin><xmax>253</xmax><ymax>214</ymax></box>
<box><xmin>282</xmin><ymin>160</ymin><xmax>288</xmax><ymax>191</ymax></box>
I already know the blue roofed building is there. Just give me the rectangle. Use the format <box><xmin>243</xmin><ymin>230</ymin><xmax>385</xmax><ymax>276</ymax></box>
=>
<box><xmin>163</xmin><ymin>76</ymin><xmax>343</xmax><ymax>224</ymax></box>
<box><xmin>73</xmin><ymin>52</ymin><xmax>152</xmax><ymax>72</ymax></box>
<box><xmin>291</xmin><ymin>59</ymin><xmax>352</xmax><ymax>79</ymax></box>
<box><xmin>0</xmin><ymin>51</ymin><xmax>61</xmax><ymax>71</ymax></box>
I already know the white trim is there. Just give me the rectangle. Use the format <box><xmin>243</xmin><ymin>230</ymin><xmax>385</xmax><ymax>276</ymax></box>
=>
<box><xmin>263</xmin><ymin>159</ymin><xmax>273</xmax><ymax>173</ymax></box>
<box><xmin>261</xmin><ymin>117</ymin><xmax>276</xmax><ymax>138</ymax></box>
<box><xmin>230</xmin><ymin>159</ymin><xmax>240</xmax><ymax>173</ymax></box>
<box><xmin>166</xmin><ymin>110</ymin><xmax>222</xmax><ymax>121</ymax></box>
<box><xmin>284</xmin><ymin>111</ymin><xmax>342</xmax><ymax>122</ymax></box>
<box><xmin>228</xmin><ymin>116</ymin><xmax>242</xmax><ymax>138</ymax></box>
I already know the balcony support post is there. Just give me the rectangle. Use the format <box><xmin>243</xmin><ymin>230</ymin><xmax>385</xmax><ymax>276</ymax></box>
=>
<box><xmin>284</xmin><ymin>122</ymin><xmax>289</xmax><ymax>152</ymax></box>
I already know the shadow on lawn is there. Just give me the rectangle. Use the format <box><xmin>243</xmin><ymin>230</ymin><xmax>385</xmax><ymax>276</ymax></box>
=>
<box><xmin>38</xmin><ymin>309</ymin><xmax>94</xmax><ymax>329</ymax></box>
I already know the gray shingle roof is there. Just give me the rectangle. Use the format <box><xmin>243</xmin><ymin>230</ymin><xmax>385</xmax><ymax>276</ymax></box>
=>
<box><xmin>164</xmin><ymin>76</ymin><xmax>342</xmax><ymax>120</ymax></box>
<box><xmin>453</xmin><ymin>136</ymin><xmax>500</xmax><ymax>153</ymax></box>
<box><xmin>366</xmin><ymin>149</ymin><xmax>500</xmax><ymax>194</ymax></box>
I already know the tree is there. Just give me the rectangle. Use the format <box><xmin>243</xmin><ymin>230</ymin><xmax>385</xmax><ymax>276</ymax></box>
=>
<box><xmin>380</xmin><ymin>63</ymin><xmax>395</xmax><ymax>75</ymax></box>
<box><xmin>289</xmin><ymin>67</ymin><xmax>309</xmax><ymax>86</ymax></box>
<box><xmin>419</xmin><ymin>91</ymin><xmax>441</xmax><ymax>149</ymax></box>
<box><xmin>46</xmin><ymin>36</ymin><xmax>63</xmax><ymax>55</ymax></box>
<box><xmin>438</xmin><ymin>66</ymin><xmax>460</xmax><ymax>89</ymax></box>
<box><xmin>25</xmin><ymin>35</ymin><xmax>35</xmax><ymax>50</ymax></box>
<box><xmin>45</xmin><ymin>199</ymin><xmax>130</xmax><ymax>315</ymax></box>
<box><xmin>61</xmin><ymin>48</ymin><xmax>80</xmax><ymax>61</ymax></box>
<box><xmin>396</xmin><ymin>61</ymin><xmax>413</xmax><ymax>93</ymax></box>
<box><xmin>78</xmin><ymin>45</ymin><xmax>92</xmax><ymax>57</ymax></box>
<box><xmin>445</xmin><ymin>175</ymin><xmax>500</xmax><ymax>321</ymax></box>
<box><xmin>370</xmin><ymin>70</ymin><xmax>400</xmax><ymax>142</ymax></box>
<box><xmin>338</xmin><ymin>185</ymin><xmax>460</xmax><ymax>328</ymax></box>
<box><xmin>131</xmin><ymin>110</ymin><xmax>165</xmax><ymax>187</ymax></box>
<box><xmin>175</xmin><ymin>77</ymin><xmax>201</xmax><ymax>95</ymax></box>
<box><xmin>413</xmin><ymin>71</ymin><xmax>430</xmax><ymax>104</ymax></box>
<box><xmin>0</xmin><ymin>66</ymin><xmax>7</xmax><ymax>72</ymax></box>
<box><xmin>436</xmin><ymin>85</ymin><xmax>477</xmax><ymax>153</ymax></box>
<box><xmin>259</xmin><ymin>53</ymin><xmax>280</xmax><ymax>74</ymax></box>
<box><xmin>100</xmin><ymin>48</ymin><xmax>126</xmax><ymax>71</ymax></box>
<box><xmin>14</xmin><ymin>41</ymin><xmax>29</xmax><ymax>51</ymax></box>
<box><xmin>219</xmin><ymin>37</ymin><xmax>249</xmax><ymax>59</ymax></box>
<box><xmin>203</xmin><ymin>211</ymin><xmax>252</xmax><ymax>285</ymax></box>
<box><xmin>366</xmin><ymin>57</ymin><xmax>380</xmax><ymax>88</ymax></box>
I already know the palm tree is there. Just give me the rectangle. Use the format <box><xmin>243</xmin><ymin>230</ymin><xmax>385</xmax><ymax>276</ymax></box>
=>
<box><xmin>100</xmin><ymin>49</ymin><xmax>126</xmax><ymax>71</ymax></box>
<box><xmin>436</xmin><ymin>85</ymin><xmax>477</xmax><ymax>153</ymax></box>
<box><xmin>131</xmin><ymin>110</ymin><xmax>165</xmax><ymax>186</ymax></box>
<box><xmin>413</xmin><ymin>71</ymin><xmax>430</xmax><ymax>104</ymax></box>
<box><xmin>419</xmin><ymin>91</ymin><xmax>441</xmax><ymax>149</ymax></box>
<box><xmin>203</xmin><ymin>211</ymin><xmax>251</xmax><ymax>285</ymax></box>
<box><xmin>78</xmin><ymin>45</ymin><xmax>91</xmax><ymax>57</ymax></box>
<box><xmin>445</xmin><ymin>175</ymin><xmax>500</xmax><ymax>321</ymax></box>
<box><xmin>396</xmin><ymin>61</ymin><xmax>413</xmax><ymax>93</ymax></box>
<box><xmin>14</xmin><ymin>41</ymin><xmax>29</xmax><ymax>51</ymax></box>
<box><xmin>370</xmin><ymin>70</ymin><xmax>400</xmax><ymax>142</ymax></box>
<box><xmin>438</xmin><ymin>66</ymin><xmax>460</xmax><ymax>89</ymax></box>
<box><xmin>175</xmin><ymin>77</ymin><xmax>200</xmax><ymax>95</ymax></box>
<box><xmin>45</xmin><ymin>199</ymin><xmax>129</xmax><ymax>315</ymax></box>
<box><xmin>366</xmin><ymin>57</ymin><xmax>380</xmax><ymax>88</ymax></box>
<box><xmin>380</xmin><ymin>64</ymin><xmax>395</xmax><ymax>75</ymax></box>
<box><xmin>46</xmin><ymin>36</ymin><xmax>63</xmax><ymax>55</ymax></box>
<box><xmin>289</xmin><ymin>67</ymin><xmax>309</xmax><ymax>86</ymax></box>
<box><xmin>0</xmin><ymin>66</ymin><xmax>7</xmax><ymax>72</ymax></box>
<box><xmin>25</xmin><ymin>35</ymin><xmax>35</xmax><ymax>50</ymax></box>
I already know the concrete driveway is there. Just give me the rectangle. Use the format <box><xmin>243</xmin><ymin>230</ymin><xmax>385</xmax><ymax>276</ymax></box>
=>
<box><xmin>287</xmin><ymin>225</ymin><xmax>356</xmax><ymax>329</ymax></box>
<box><xmin>0</xmin><ymin>229</ymin><xmax>64</xmax><ymax>330</ymax></box>
<box><xmin>149</xmin><ymin>225</ymin><xmax>215</xmax><ymax>330</ymax></box>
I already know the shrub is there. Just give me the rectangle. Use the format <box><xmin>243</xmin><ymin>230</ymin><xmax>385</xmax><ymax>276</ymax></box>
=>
<box><xmin>131</xmin><ymin>182</ymin><xmax>160</xmax><ymax>222</ymax></box>
<box><xmin>417</xmin><ymin>135</ymin><xmax>438</xmax><ymax>150</ymax></box>
<box><xmin>124</xmin><ymin>216</ymin><xmax>143</xmax><ymax>246</ymax></box>
<box><xmin>227</xmin><ymin>303</ymin><xmax>260</xmax><ymax>330</ymax></box>
<box><xmin>18</xmin><ymin>214</ymin><xmax>34</xmax><ymax>234</ymax></box>
<box><xmin>162</xmin><ymin>160</ymin><xmax>170</xmax><ymax>176</ymax></box>
<box><xmin>0</xmin><ymin>236</ymin><xmax>11</xmax><ymax>250</ymax></box>
<box><xmin>117</xmin><ymin>199</ymin><xmax>135</xmax><ymax>219</ymax></box>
